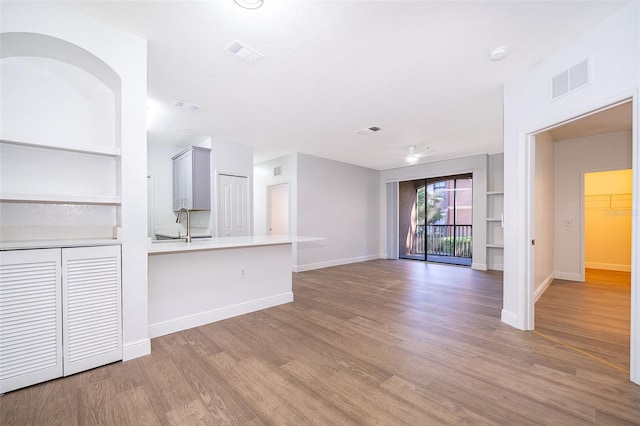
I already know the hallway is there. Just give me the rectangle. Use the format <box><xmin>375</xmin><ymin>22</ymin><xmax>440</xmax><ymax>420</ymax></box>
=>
<box><xmin>535</xmin><ymin>269</ymin><xmax>631</xmax><ymax>373</ymax></box>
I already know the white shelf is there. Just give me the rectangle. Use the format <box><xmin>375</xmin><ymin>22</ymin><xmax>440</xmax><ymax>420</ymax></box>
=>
<box><xmin>1</xmin><ymin>137</ymin><xmax>121</xmax><ymax>157</ymax></box>
<box><xmin>487</xmin><ymin>218</ymin><xmax>502</xmax><ymax>222</ymax></box>
<box><xmin>486</xmin><ymin>191</ymin><xmax>504</xmax><ymax>196</ymax></box>
<box><xmin>0</xmin><ymin>194</ymin><xmax>121</xmax><ymax>205</ymax></box>
<box><xmin>486</xmin><ymin>243</ymin><xmax>504</xmax><ymax>249</ymax></box>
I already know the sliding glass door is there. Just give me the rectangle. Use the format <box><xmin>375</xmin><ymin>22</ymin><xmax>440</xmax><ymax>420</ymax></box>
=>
<box><xmin>399</xmin><ymin>174</ymin><xmax>473</xmax><ymax>265</ymax></box>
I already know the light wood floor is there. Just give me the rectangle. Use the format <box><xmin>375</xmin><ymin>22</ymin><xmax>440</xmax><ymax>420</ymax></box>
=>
<box><xmin>2</xmin><ymin>260</ymin><xmax>640</xmax><ymax>425</ymax></box>
<box><xmin>535</xmin><ymin>268</ymin><xmax>632</xmax><ymax>374</ymax></box>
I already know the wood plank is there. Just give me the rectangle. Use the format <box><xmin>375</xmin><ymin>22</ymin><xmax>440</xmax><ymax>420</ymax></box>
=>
<box><xmin>1</xmin><ymin>261</ymin><xmax>639</xmax><ymax>425</ymax></box>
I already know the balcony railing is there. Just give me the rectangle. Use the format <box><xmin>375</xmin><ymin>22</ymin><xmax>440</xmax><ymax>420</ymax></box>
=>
<box><xmin>415</xmin><ymin>224</ymin><xmax>472</xmax><ymax>258</ymax></box>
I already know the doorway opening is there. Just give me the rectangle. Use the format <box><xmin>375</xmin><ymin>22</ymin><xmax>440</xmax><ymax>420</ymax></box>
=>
<box><xmin>399</xmin><ymin>174</ymin><xmax>473</xmax><ymax>266</ymax></box>
<box><xmin>267</xmin><ymin>182</ymin><xmax>289</xmax><ymax>235</ymax></box>
<box><xmin>530</xmin><ymin>100</ymin><xmax>634</xmax><ymax>378</ymax></box>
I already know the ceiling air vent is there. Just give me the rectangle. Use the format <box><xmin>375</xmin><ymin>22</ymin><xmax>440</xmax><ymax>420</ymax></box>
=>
<box><xmin>172</xmin><ymin>100</ymin><xmax>200</xmax><ymax>111</ymax></box>
<box><xmin>357</xmin><ymin>126</ymin><xmax>382</xmax><ymax>135</ymax></box>
<box><xmin>225</xmin><ymin>40</ymin><xmax>264</xmax><ymax>64</ymax></box>
<box><xmin>551</xmin><ymin>59</ymin><xmax>590</xmax><ymax>101</ymax></box>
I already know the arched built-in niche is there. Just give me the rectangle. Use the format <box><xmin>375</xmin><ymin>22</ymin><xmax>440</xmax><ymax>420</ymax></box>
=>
<box><xmin>0</xmin><ymin>32</ymin><xmax>123</xmax><ymax>241</ymax></box>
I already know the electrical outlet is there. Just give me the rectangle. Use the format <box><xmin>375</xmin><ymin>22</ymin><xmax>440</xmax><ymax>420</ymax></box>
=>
<box><xmin>240</xmin><ymin>268</ymin><xmax>245</xmax><ymax>278</ymax></box>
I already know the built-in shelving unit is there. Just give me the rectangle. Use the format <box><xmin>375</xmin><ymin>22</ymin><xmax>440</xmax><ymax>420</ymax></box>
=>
<box><xmin>486</xmin><ymin>154</ymin><xmax>504</xmax><ymax>271</ymax></box>
<box><xmin>0</xmin><ymin>52</ymin><xmax>121</xmax><ymax>243</ymax></box>
<box><xmin>0</xmin><ymin>136</ymin><xmax>121</xmax><ymax>157</ymax></box>
<box><xmin>0</xmin><ymin>194</ymin><xmax>121</xmax><ymax>205</ymax></box>
<box><xmin>0</xmin><ymin>141</ymin><xmax>121</xmax><ymax>206</ymax></box>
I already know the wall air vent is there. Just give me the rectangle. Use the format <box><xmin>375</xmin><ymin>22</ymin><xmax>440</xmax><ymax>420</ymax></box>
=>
<box><xmin>357</xmin><ymin>126</ymin><xmax>382</xmax><ymax>135</ymax></box>
<box><xmin>273</xmin><ymin>166</ymin><xmax>282</xmax><ymax>177</ymax></box>
<box><xmin>225</xmin><ymin>40</ymin><xmax>264</xmax><ymax>64</ymax></box>
<box><xmin>551</xmin><ymin>59</ymin><xmax>590</xmax><ymax>101</ymax></box>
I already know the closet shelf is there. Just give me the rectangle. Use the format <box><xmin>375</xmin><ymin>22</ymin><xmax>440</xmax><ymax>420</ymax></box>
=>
<box><xmin>486</xmin><ymin>191</ymin><xmax>504</xmax><ymax>196</ymax></box>
<box><xmin>1</xmin><ymin>137</ymin><xmax>121</xmax><ymax>157</ymax></box>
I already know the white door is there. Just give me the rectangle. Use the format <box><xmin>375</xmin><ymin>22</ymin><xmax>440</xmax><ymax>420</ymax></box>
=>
<box><xmin>267</xmin><ymin>183</ymin><xmax>289</xmax><ymax>235</ymax></box>
<box><xmin>0</xmin><ymin>248</ymin><xmax>63</xmax><ymax>394</ymax></box>
<box><xmin>62</xmin><ymin>245</ymin><xmax>122</xmax><ymax>376</ymax></box>
<box><xmin>218</xmin><ymin>174</ymin><xmax>249</xmax><ymax>237</ymax></box>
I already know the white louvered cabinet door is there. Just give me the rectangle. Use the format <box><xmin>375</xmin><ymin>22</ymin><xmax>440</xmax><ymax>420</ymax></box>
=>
<box><xmin>62</xmin><ymin>245</ymin><xmax>122</xmax><ymax>376</ymax></box>
<box><xmin>0</xmin><ymin>249</ymin><xmax>63</xmax><ymax>394</ymax></box>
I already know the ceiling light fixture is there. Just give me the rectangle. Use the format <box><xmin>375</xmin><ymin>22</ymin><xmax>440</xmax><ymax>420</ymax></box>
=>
<box><xmin>234</xmin><ymin>0</ymin><xmax>263</xmax><ymax>9</ymax></box>
<box><xmin>490</xmin><ymin>46</ymin><xmax>508</xmax><ymax>62</ymax></box>
<box><xmin>406</xmin><ymin>146</ymin><xmax>418</xmax><ymax>164</ymax></box>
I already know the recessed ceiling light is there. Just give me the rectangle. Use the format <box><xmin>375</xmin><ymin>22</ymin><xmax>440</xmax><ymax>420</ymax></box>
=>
<box><xmin>490</xmin><ymin>46</ymin><xmax>508</xmax><ymax>62</ymax></box>
<box><xmin>406</xmin><ymin>146</ymin><xmax>418</xmax><ymax>164</ymax></box>
<box><xmin>234</xmin><ymin>0</ymin><xmax>263</xmax><ymax>9</ymax></box>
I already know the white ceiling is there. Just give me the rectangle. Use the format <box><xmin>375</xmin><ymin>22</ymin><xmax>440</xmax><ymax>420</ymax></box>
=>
<box><xmin>549</xmin><ymin>102</ymin><xmax>633</xmax><ymax>141</ymax></box>
<box><xmin>60</xmin><ymin>0</ymin><xmax>630</xmax><ymax>170</ymax></box>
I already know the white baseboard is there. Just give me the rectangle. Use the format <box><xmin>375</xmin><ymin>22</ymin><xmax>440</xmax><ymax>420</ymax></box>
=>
<box><xmin>534</xmin><ymin>273</ymin><xmax>554</xmax><ymax>303</ymax></box>
<box><xmin>471</xmin><ymin>262</ymin><xmax>487</xmax><ymax>271</ymax></box>
<box><xmin>148</xmin><ymin>292</ymin><xmax>294</xmax><ymax>338</ymax></box>
<box><xmin>488</xmin><ymin>263</ymin><xmax>504</xmax><ymax>271</ymax></box>
<box><xmin>294</xmin><ymin>254</ymin><xmax>381</xmax><ymax>272</ymax></box>
<box><xmin>585</xmin><ymin>262</ymin><xmax>631</xmax><ymax>272</ymax></box>
<box><xmin>501</xmin><ymin>309</ymin><xmax>519</xmax><ymax>328</ymax></box>
<box><xmin>554</xmin><ymin>271</ymin><xmax>584</xmax><ymax>282</ymax></box>
<box><xmin>123</xmin><ymin>338</ymin><xmax>151</xmax><ymax>360</ymax></box>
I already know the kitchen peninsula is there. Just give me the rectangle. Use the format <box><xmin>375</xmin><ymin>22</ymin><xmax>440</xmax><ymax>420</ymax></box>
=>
<box><xmin>148</xmin><ymin>235</ymin><xmax>315</xmax><ymax>338</ymax></box>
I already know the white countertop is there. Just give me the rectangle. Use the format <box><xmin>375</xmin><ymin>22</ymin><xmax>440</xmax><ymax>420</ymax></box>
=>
<box><xmin>148</xmin><ymin>235</ymin><xmax>323</xmax><ymax>254</ymax></box>
<box><xmin>0</xmin><ymin>238</ymin><xmax>121</xmax><ymax>250</ymax></box>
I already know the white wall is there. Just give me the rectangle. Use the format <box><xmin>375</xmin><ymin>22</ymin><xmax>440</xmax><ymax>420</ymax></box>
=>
<box><xmin>210</xmin><ymin>137</ymin><xmax>254</xmax><ymax>237</ymax></box>
<box><xmin>533</xmin><ymin>131</ymin><xmax>555</xmax><ymax>300</ymax></box>
<box><xmin>585</xmin><ymin>169</ymin><xmax>633</xmax><ymax>271</ymax></box>
<box><xmin>554</xmin><ymin>130</ymin><xmax>632</xmax><ymax>280</ymax></box>
<box><xmin>380</xmin><ymin>154</ymin><xmax>488</xmax><ymax>270</ymax></box>
<box><xmin>2</xmin><ymin>2</ymin><xmax>150</xmax><ymax>360</ymax></box>
<box><xmin>296</xmin><ymin>154</ymin><xmax>381</xmax><ymax>271</ymax></box>
<box><xmin>503</xmin><ymin>2</ymin><xmax>639</xmax><ymax>382</ymax></box>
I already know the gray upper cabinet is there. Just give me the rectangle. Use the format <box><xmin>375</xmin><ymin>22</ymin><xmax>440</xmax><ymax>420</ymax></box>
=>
<box><xmin>172</xmin><ymin>146</ymin><xmax>211</xmax><ymax>211</ymax></box>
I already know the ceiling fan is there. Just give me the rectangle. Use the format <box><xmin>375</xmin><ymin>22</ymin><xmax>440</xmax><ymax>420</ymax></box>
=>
<box><xmin>406</xmin><ymin>145</ymin><xmax>434</xmax><ymax>164</ymax></box>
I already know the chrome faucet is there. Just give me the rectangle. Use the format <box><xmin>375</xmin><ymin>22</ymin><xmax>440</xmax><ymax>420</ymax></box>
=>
<box><xmin>176</xmin><ymin>208</ymin><xmax>192</xmax><ymax>243</ymax></box>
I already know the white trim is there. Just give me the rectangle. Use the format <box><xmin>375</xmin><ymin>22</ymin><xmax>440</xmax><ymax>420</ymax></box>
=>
<box><xmin>524</xmin><ymin>132</ymin><xmax>535</xmax><ymax>330</ymax></box>
<box><xmin>630</xmin><ymin>90</ymin><xmax>639</xmax><ymax>385</ymax></box>
<box><xmin>471</xmin><ymin>262</ymin><xmax>488</xmax><ymax>271</ymax></box>
<box><xmin>488</xmin><ymin>264</ymin><xmax>504</xmax><ymax>271</ymax></box>
<box><xmin>534</xmin><ymin>273</ymin><xmax>555</xmax><ymax>303</ymax></box>
<box><xmin>148</xmin><ymin>292</ymin><xmax>293</xmax><ymax>338</ymax></box>
<box><xmin>294</xmin><ymin>254</ymin><xmax>381</xmax><ymax>272</ymax></box>
<box><xmin>501</xmin><ymin>309</ymin><xmax>519</xmax><ymax>328</ymax></box>
<box><xmin>122</xmin><ymin>338</ymin><xmax>151</xmax><ymax>361</ymax></box>
<box><xmin>554</xmin><ymin>271</ymin><xmax>585</xmax><ymax>282</ymax></box>
<box><xmin>585</xmin><ymin>262</ymin><xmax>632</xmax><ymax>272</ymax></box>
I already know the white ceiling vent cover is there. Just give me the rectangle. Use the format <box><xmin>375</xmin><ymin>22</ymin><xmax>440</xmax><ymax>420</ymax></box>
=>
<box><xmin>225</xmin><ymin>40</ymin><xmax>264</xmax><ymax>64</ymax></box>
<box><xmin>357</xmin><ymin>126</ymin><xmax>382</xmax><ymax>135</ymax></box>
<box><xmin>551</xmin><ymin>59</ymin><xmax>590</xmax><ymax>100</ymax></box>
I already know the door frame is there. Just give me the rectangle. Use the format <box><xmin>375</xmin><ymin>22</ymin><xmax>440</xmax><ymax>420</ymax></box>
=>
<box><xmin>523</xmin><ymin>94</ymin><xmax>638</xmax><ymax>383</ymax></box>
<box><xmin>266</xmin><ymin>181</ymin><xmax>290</xmax><ymax>235</ymax></box>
